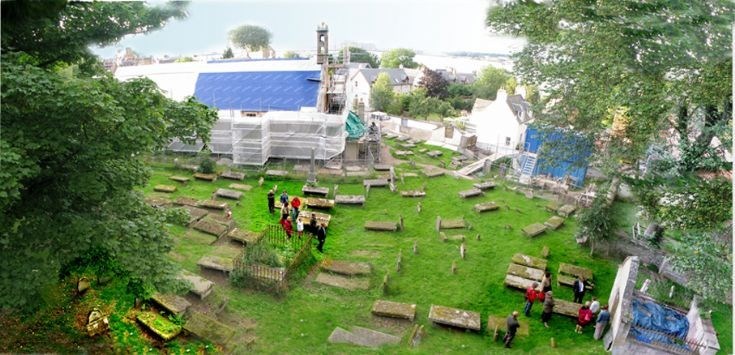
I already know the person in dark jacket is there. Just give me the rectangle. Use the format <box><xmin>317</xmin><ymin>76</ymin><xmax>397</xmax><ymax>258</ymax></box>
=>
<box><xmin>316</xmin><ymin>223</ymin><xmax>327</xmax><ymax>252</ymax></box>
<box><xmin>594</xmin><ymin>305</ymin><xmax>610</xmax><ymax>340</ymax></box>
<box><xmin>504</xmin><ymin>311</ymin><xmax>520</xmax><ymax>348</ymax></box>
<box><xmin>309</xmin><ymin>213</ymin><xmax>318</xmax><ymax>234</ymax></box>
<box><xmin>573</xmin><ymin>276</ymin><xmax>587</xmax><ymax>303</ymax></box>
<box><xmin>541</xmin><ymin>291</ymin><xmax>555</xmax><ymax>328</ymax></box>
<box><xmin>267</xmin><ymin>189</ymin><xmax>275</xmax><ymax>214</ymax></box>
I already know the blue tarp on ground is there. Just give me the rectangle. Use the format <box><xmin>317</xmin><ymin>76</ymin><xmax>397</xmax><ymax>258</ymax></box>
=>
<box><xmin>523</xmin><ymin>126</ymin><xmax>592</xmax><ymax>187</ymax></box>
<box><xmin>194</xmin><ymin>70</ymin><xmax>321</xmax><ymax>111</ymax></box>
<box><xmin>630</xmin><ymin>297</ymin><xmax>690</xmax><ymax>350</ymax></box>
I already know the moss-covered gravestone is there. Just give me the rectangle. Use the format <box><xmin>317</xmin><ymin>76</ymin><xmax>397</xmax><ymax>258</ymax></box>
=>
<box><xmin>136</xmin><ymin>311</ymin><xmax>182</xmax><ymax>341</ymax></box>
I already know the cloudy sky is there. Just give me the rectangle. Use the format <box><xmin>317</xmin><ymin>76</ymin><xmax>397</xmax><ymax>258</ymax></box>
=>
<box><xmin>92</xmin><ymin>0</ymin><xmax>526</xmax><ymax>58</ymax></box>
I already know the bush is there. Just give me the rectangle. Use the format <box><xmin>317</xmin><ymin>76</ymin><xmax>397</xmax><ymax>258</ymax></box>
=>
<box><xmin>198</xmin><ymin>150</ymin><xmax>215</xmax><ymax>174</ymax></box>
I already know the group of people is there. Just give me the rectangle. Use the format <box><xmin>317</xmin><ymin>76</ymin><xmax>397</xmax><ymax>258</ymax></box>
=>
<box><xmin>267</xmin><ymin>189</ymin><xmax>328</xmax><ymax>252</ymax></box>
<box><xmin>505</xmin><ymin>273</ymin><xmax>610</xmax><ymax>348</ymax></box>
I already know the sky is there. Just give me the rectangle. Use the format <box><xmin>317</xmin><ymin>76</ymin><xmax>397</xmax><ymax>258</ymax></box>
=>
<box><xmin>91</xmin><ymin>0</ymin><xmax>526</xmax><ymax>58</ymax></box>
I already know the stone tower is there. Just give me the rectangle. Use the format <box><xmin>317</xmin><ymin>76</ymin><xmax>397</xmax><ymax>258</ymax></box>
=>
<box><xmin>316</xmin><ymin>22</ymin><xmax>329</xmax><ymax>65</ymax></box>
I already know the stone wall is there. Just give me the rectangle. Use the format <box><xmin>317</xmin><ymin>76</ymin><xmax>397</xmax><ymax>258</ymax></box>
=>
<box><xmin>609</xmin><ymin>256</ymin><xmax>639</xmax><ymax>353</ymax></box>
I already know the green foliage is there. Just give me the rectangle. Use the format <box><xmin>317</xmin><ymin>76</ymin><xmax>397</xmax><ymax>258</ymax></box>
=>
<box><xmin>229</xmin><ymin>24</ymin><xmax>272</xmax><ymax>55</ymax></box>
<box><xmin>163</xmin><ymin>207</ymin><xmax>190</xmax><ymax>226</ymax></box>
<box><xmin>418</xmin><ymin>68</ymin><xmax>449</xmax><ymax>98</ymax></box>
<box><xmin>0</xmin><ymin>2</ymin><xmax>217</xmax><ymax>312</ymax></box>
<box><xmin>222</xmin><ymin>47</ymin><xmax>234</xmax><ymax>59</ymax></box>
<box><xmin>197</xmin><ymin>149</ymin><xmax>216</xmax><ymax>174</ymax></box>
<box><xmin>242</xmin><ymin>243</ymin><xmax>281</xmax><ymax>267</ymax></box>
<box><xmin>406</xmin><ymin>90</ymin><xmax>458</xmax><ymax>119</ymax></box>
<box><xmin>337</xmin><ymin>47</ymin><xmax>379</xmax><ymax>68</ymax></box>
<box><xmin>282</xmin><ymin>50</ymin><xmax>300</xmax><ymax>59</ymax></box>
<box><xmin>504</xmin><ymin>76</ymin><xmax>517</xmax><ymax>95</ymax></box>
<box><xmin>380</xmin><ymin>48</ymin><xmax>418</xmax><ymax>68</ymax></box>
<box><xmin>671</xmin><ymin>233</ymin><xmax>732</xmax><ymax>302</ymax></box>
<box><xmin>370</xmin><ymin>72</ymin><xmax>394</xmax><ymax>111</ymax></box>
<box><xmin>575</xmin><ymin>184</ymin><xmax>616</xmax><ymax>254</ymax></box>
<box><xmin>447</xmin><ymin>83</ymin><xmax>474</xmax><ymax>97</ymax></box>
<box><xmin>174</xmin><ymin>56</ymin><xmax>193</xmax><ymax>63</ymax></box>
<box><xmin>473</xmin><ymin>66</ymin><xmax>511</xmax><ymax>100</ymax></box>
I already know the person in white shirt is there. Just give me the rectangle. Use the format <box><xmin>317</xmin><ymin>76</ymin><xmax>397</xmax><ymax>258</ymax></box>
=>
<box><xmin>589</xmin><ymin>297</ymin><xmax>600</xmax><ymax>315</ymax></box>
<box><xmin>296</xmin><ymin>217</ymin><xmax>304</xmax><ymax>238</ymax></box>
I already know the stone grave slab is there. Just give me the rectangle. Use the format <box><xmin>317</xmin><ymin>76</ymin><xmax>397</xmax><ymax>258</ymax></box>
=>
<box><xmin>400</xmin><ymin>143</ymin><xmax>416</xmax><ymax>149</ymax></box>
<box><xmin>447</xmin><ymin>234</ymin><xmax>466</xmax><ymax>242</ymax></box>
<box><xmin>197</xmin><ymin>255</ymin><xmax>234</xmax><ymax>273</ymax></box>
<box><xmin>154</xmin><ymin>185</ymin><xmax>177</xmax><ymax>193</ymax></box>
<box><xmin>557</xmin><ymin>274</ymin><xmax>594</xmax><ymax>290</ymax></box>
<box><xmin>192</xmin><ymin>218</ymin><xmax>229</xmax><ymax>237</ymax></box>
<box><xmin>184</xmin><ymin>311</ymin><xmax>237</xmax><ymax>346</ymax></box>
<box><xmin>428</xmin><ymin>305</ymin><xmax>481</xmax><ymax>331</ymax></box>
<box><xmin>177</xmin><ymin>271</ymin><xmax>214</xmax><ymax>300</ymax></box>
<box><xmin>350</xmin><ymin>250</ymin><xmax>382</xmax><ymax>259</ymax></box>
<box><xmin>384</xmin><ymin>133</ymin><xmax>398</xmax><ymax>139</ymax></box>
<box><xmin>174</xmin><ymin>197</ymin><xmax>199</xmax><ymax>207</ymax></box>
<box><xmin>440</xmin><ymin>218</ymin><xmax>466</xmax><ymax>229</ymax></box>
<box><xmin>302</xmin><ymin>211</ymin><xmax>332</xmax><ymax>228</ymax></box>
<box><xmin>193</xmin><ymin>173</ymin><xmax>217</xmax><ymax>182</ymax></box>
<box><xmin>544</xmin><ymin>216</ymin><xmax>565</xmax><ymax>230</ymax></box>
<box><xmin>181</xmin><ymin>164</ymin><xmax>199</xmax><ymax>172</ymax></box>
<box><xmin>306</xmin><ymin>197</ymin><xmax>335</xmax><ymax>209</ymax></box>
<box><xmin>559</xmin><ymin>263</ymin><xmax>594</xmax><ymax>281</ymax></box>
<box><xmin>198</xmin><ymin>200</ymin><xmax>229</xmax><ymax>210</ymax></box>
<box><xmin>215</xmin><ymin>188</ymin><xmax>243</xmax><ymax>200</ymax></box>
<box><xmin>426</xmin><ymin>150</ymin><xmax>443</xmax><ymax>158</ymax></box>
<box><xmin>458</xmin><ymin>188</ymin><xmax>483</xmax><ymax>198</ymax></box>
<box><xmin>346</xmin><ymin>171</ymin><xmax>370</xmax><ymax>177</ymax></box>
<box><xmin>181</xmin><ymin>206</ymin><xmax>209</xmax><ymax>224</ymax></box>
<box><xmin>302</xmin><ymin>185</ymin><xmax>329</xmax><ymax>196</ymax></box>
<box><xmin>394</xmin><ymin>150</ymin><xmax>414</xmax><ymax>157</ymax></box>
<box><xmin>417</xmin><ymin>148</ymin><xmax>428</xmax><ymax>153</ymax></box>
<box><xmin>315</xmin><ymin>272</ymin><xmax>370</xmax><ymax>291</ymax></box>
<box><xmin>373</xmin><ymin>164</ymin><xmax>392</xmax><ymax>171</ymax></box>
<box><xmin>228</xmin><ymin>183</ymin><xmax>252</xmax><ymax>192</ymax></box>
<box><xmin>400</xmin><ymin>190</ymin><xmax>426</xmax><ymax>198</ymax></box>
<box><xmin>363</xmin><ymin>179</ymin><xmax>389</xmax><ymax>187</ymax></box>
<box><xmin>145</xmin><ymin>196</ymin><xmax>170</xmax><ymax>208</ymax></box>
<box><xmin>545</xmin><ymin>201</ymin><xmax>561</xmax><ymax>213</ymax></box>
<box><xmin>423</xmin><ymin>169</ymin><xmax>445</xmax><ymax>178</ymax></box>
<box><xmin>137</xmin><ymin>311</ymin><xmax>182</xmax><ymax>341</ymax></box>
<box><xmin>402</xmin><ymin>172</ymin><xmax>419</xmax><ymax>178</ymax></box>
<box><xmin>506</xmin><ymin>263</ymin><xmax>545</xmax><ymax>281</ymax></box>
<box><xmin>396</xmin><ymin>135</ymin><xmax>411</xmax><ymax>142</ymax></box>
<box><xmin>335</xmin><ymin>195</ymin><xmax>365</xmax><ymax>205</ymax></box>
<box><xmin>220</xmin><ymin>171</ymin><xmax>245</xmax><ymax>181</ymax></box>
<box><xmin>486</xmin><ymin>315</ymin><xmax>529</xmax><ymax>336</ymax></box>
<box><xmin>227</xmin><ymin>228</ymin><xmax>263</xmax><ymax>246</ymax></box>
<box><xmin>265</xmin><ymin>169</ymin><xmax>288</xmax><ymax>177</ymax></box>
<box><xmin>473</xmin><ymin>181</ymin><xmax>496</xmax><ymax>190</ymax></box>
<box><xmin>522</xmin><ymin>223</ymin><xmax>547</xmax><ymax>237</ymax></box>
<box><xmin>372</xmin><ymin>300</ymin><xmax>417</xmax><ymax>321</ymax></box>
<box><xmin>151</xmin><ymin>293</ymin><xmax>191</xmax><ymax>317</ymax></box>
<box><xmin>503</xmin><ymin>274</ymin><xmax>537</xmax><ymax>290</ymax></box>
<box><xmin>557</xmin><ymin>204</ymin><xmax>577</xmax><ymax>217</ymax></box>
<box><xmin>364</xmin><ymin>221</ymin><xmax>398</xmax><ymax>231</ymax></box>
<box><xmin>320</xmin><ymin>260</ymin><xmax>372</xmax><ymax>276</ymax></box>
<box><xmin>169</xmin><ymin>175</ymin><xmax>190</xmax><ymax>183</ymax></box>
<box><xmin>407</xmin><ymin>138</ymin><xmax>422</xmax><ymax>145</ymax></box>
<box><xmin>327</xmin><ymin>326</ymin><xmax>400</xmax><ymax>348</ymax></box>
<box><xmin>553</xmin><ymin>299</ymin><xmax>583</xmax><ymax>318</ymax></box>
<box><xmin>511</xmin><ymin>253</ymin><xmax>548</xmax><ymax>270</ymax></box>
<box><xmin>474</xmin><ymin>202</ymin><xmax>499</xmax><ymax>213</ymax></box>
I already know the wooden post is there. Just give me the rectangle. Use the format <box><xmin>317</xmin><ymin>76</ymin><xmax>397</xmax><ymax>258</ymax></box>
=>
<box><xmin>550</xmin><ymin>337</ymin><xmax>557</xmax><ymax>348</ymax></box>
<box><xmin>435</xmin><ymin>216</ymin><xmax>441</xmax><ymax>232</ymax></box>
<box><xmin>333</xmin><ymin>184</ymin><xmax>339</xmax><ymax>198</ymax></box>
<box><xmin>416</xmin><ymin>202</ymin><xmax>422</xmax><ymax>214</ymax></box>
<box><xmin>396</xmin><ymin>250</ymin><xmax>402</xmax><ymax>273</ymax></box>
<box><xmin>475</xmin><ymin>233</ymin><xmax>481</xmax><ymax>241</ymax></box>
<box><xmin>413</xmin><ymin>241</ymin><xmax>418</xmax><ymax>255</ymax></box>
<box><xmin>365</xmin><ymin>184</ymin><xmax>370</xmax><ymax>197</ymax></box>
<box><xmin>399</xmin><ymin>215</ymin><xmax>404</xmax><ymax>231</ymax></box>
<box><xmin>492</xmin><ymin>326</ymin><xmax>499</xmax><ymax>341</ymax></box>
<box><xmin>451</xmin><ymin>260</ymin><xmax>457</xmax><ymax>274</ymax></box>
<box><xmin>382</xmin><ymin>273</ymin><xmax>389</xmax><ymax>295</ymax></box>
<box><xmin>460</xmin><ymin>242</ymin><xmax>466</xmax><ymax>259</ymax></box>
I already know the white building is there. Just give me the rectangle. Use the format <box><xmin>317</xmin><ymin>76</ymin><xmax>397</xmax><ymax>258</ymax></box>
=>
<box><xmin>465</xmin><ymin>89</ymin><xmax>533</xmax><ymax>153</ymax></box>
<box><xmin>344</xmin><ymin>68</ymin><xmax>413</xmax><ymax>111</ymax></box>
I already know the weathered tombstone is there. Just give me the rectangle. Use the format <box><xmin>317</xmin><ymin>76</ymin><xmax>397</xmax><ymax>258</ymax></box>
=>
<box><xmin>439</xmin><ymin>232</ymin><xmax>448</xmax><ymax>242</ymax></box>
<box><xmin>396</xmin><ymin>250</ymin><xmax>403</xmax><ymax>272</ymax></box>
<box><xmin>492</xmin><ymin>326</ymin><xmax>499</xmax><ymax>341</ymax></box>
<box><xmin>451</xmin><ymin>261</ymin><xmax>457</xmax><ymax>274</ymax></box>
<box><xmin>475</xmin><ymin>233</ymin><xmax>481</xmax><ymax>241</ymax></box>
<box><xmin>398</xmin><ymin>215</ymin><xmax>404</xmax><ymax>231</ymax></box>
<box><xmin>409</xmin><ymin>324</ymin><xmax>424</xmax><ymax>347</ymax></box>
<box><xmin>307</xmin><ymin>148</ymin><xmax>317</xmax><ymax>185</ymax></box>
<box><xmin>382</xmin><ymin>273</ymin><xmax>389</xmax><ymax>295</ymax></box>
<box><xmin>78</xmin><ymin>277</ymin><xmax>91</xmax><ymax>294</ymax></box>
<box><xmin>460</xmin><ymin>243</ymin><xmax>466</xmax><ymax>259</ymax></box>
<box><xmin>669</xmin><ymin>285</ymin><xmax>675</xmax><ymax>298</ymax></box>
<box><xmin>258</xmin><ymin>176</ymin><xmax>264</xmax><ymax>187</ymax></box>
<box><xmin>435</xmin><ymin>216</ymin><xmax>442</xmax><ymax>232</ymax></box>
<box><xmin>333</xmin><ymin>184</ymin><xmax>339</xmax><ymax>198</ymax></box>
<box><xmin>417</xmin><ymin>202</ymin><xmax>422</xmax><ymax>214</ymax></box>
<box><xmin>86</xmin><ymin>308</ymin><xmax>109</xmax><ymax>337</ymax></box>
<box><xmin>413</xmin><ymin>241</ymin><xmax>418</xmax><ymax>255</ymax></box>
<box><xmin>551</xmin><ymin>337</ymin><xmax>557</xmax><ymax>348</ymax></box>
<box><xmin>541</xmin><ymin>245</ymin><xmax>550</xmax><ymax>258</ymax></box>
<box><xmin>640</xmin><ymin>279</ymin><xmax>651</xmax><ymax>293</ymax></box>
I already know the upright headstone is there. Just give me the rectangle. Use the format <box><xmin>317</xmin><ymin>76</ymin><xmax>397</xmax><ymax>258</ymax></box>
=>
<box><xmin>640</xmin><ymin>279</ymin><xmax>651</xmax><ymax>293</ymax></box>
<box><xmin>307</xmin><ymin>148</ymin><xmax>317</xmax><ymax>185</ymax></box>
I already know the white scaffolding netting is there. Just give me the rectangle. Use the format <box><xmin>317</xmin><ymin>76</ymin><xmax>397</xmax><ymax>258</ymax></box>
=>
<box><xmin>231</xmin><ymin>111</ymin><xmax>347</xmax><ymax>165</ymax></box>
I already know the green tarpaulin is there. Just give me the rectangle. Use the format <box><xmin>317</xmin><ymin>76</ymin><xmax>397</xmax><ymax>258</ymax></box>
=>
<box><xmin>345</xmin><ymin>111</ymin><xmax>365</xmax><ymax>140</ymax></box>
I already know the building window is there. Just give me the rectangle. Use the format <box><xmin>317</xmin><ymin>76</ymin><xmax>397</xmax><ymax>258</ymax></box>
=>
<box><xmin>505</xmin><ymin>137</ymin><xmax>511</xmax><ymax>146</ymax></box>
<box><xmin>246</xmin><ymin>113</ymin><xmax>257</xmax><ymax>117</ymax></box>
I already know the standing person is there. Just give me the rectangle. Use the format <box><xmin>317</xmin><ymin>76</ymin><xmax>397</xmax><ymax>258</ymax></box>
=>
<box><xmin>291</xmin><ymin>196</ymin><xmax>301</xmax><ymax>217</ymax></box>
<box><xmin>280</xmin><ymin>190</ymin><xmax>289</xmax><ymax>205</ymax></box>
<box><xmin>280</xmin><ymin>202</ymin><xmax>290</xmax><ymax>221</ymax></box>
<box><xmin>594</xmin><ymin>305</ymin><xmax>610</xmax><ymax>340</ymax></box>
<box><xmin>524</xmin><ymin>282</ymin><xmax>539</xmax><ymax>316</ymax></box>
<box><xmin>267</xmin><ymin>189</ymin><xmax>275</xmax><ymax>214</ymax></box>
<box><xmin>575</xmin><ymin>301</ymin><xmax>593</xmax><ymax>334</ymax></box>
<box><xmin>503</xmin><ymin>311</ymin><xmax>520</xmax><ymax>348</ymax></box>
<box><xmin>541</xmin><ymin>272</ymin><xmax>552</xmax><ymax>293</ymax></box>
<box><xmin>296</xmin><ymin>217</ymin><xmax>304</xmax><ymax>239</ymax></box>
<box><xmin>589</xmin><ymin>297</ymin><xmax>600</xmax><ymax>315</ymax></box>
<box><xmin>309</xmin><ymin>213</ymin><xmax>318</xmax><ymax>234</ymax></box>
<box><xmin>316</xmin><ymin>223</ymin><xmax>327</xmax><ymax>252</ymax></box>
<box><xmin>573</xmin><ymin>276</ymin><xmax>587</xmax><ymax>303</ymax></box>
<box><xmin>280</xmin><ymin>216</ymin><xmax>293</xmax><ymax>239</ymax></box>
<box><xmin>541</xmin><ymin>291</ymin><xmax>555</xmax><ymax>328</ymax></box>
<box><xmin>290</xmin><ymin>204</ymin><xmax>299</xmax><ymax>224</ymax></box>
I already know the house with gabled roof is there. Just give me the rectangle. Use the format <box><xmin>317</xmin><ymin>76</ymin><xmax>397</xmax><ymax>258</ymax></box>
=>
<box><xmin>345</xmin><ymin>68</ymin><xmax>413</xmax><ymax>111</ymax></box>
<box><xmin>465</xmin><ymin>88</ymin><xmax>533</xmax><ymax>153</ymax></box>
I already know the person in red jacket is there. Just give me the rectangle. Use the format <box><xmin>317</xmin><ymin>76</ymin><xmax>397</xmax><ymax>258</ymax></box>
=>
<box><xmin>575</xmin><ymin>301</ymin><xmax>593</xmax><ymax>334</ymax></box>
<box><xmin>523</xmin><ymin>282</ymin><xmax>539</xmax><ymax>316</ymax></box>
<box><xmin>280</xmin><ymin>216</ymin><xmax>293</xmax><ymax>239</ymax></box>
<box><xmin>291</xmin><ymin>196</ymin><xmax>301</xmax><ymax>216</ymax></box>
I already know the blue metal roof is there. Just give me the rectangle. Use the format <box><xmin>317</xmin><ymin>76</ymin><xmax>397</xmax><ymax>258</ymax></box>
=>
<box><xmin>194</xmin><ymin>70</ymin><xmax>321</xmax><ymax>111</ymax></box>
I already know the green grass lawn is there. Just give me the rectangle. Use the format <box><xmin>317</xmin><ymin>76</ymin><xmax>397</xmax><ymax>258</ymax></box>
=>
<box><xmin>137</xmin><ymin>163</ymin><xmax>730</xmax><ymax>354</ymax></box>
<box><xmin>382</xmin><ymin>136</ymin><xmax>460</xmax><ymax>167</ymax></box>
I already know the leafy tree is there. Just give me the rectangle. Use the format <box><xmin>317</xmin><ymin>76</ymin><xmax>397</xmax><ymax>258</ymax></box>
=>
<box><xmin>522</xmin><ymin>84</ymin><xmax>540</xmax><ymax>104</ymax></box>
<box><xmin>222</xmin><ymin>47</ymin><xmax>234</xmax><ymax>59</ymax></box>
<box><xmin>418</xmin><ymin>68</ymin><xmax>449</xmax><ymax>98</ymax></box>
<box><xmin>282</xmin><ymin>51</ymin><xmax>300</xmax><ymax>59</ymax></box>
<box><xmin>473</xmin><ymin>66</ymin><xmax>511</xmax><ymax>100</ymax></box>
<box><xmin>447</xmin><ymin>83</ymin><xmax>474</xmax><ymax>98</ymax></box>
<box><xmin>370</xmin><ymin>72</ymin><xmax>394</xmax><ymax>111</ymax></box>
<box><xmin>380</xmin><ymin>48</ymin><xmax>418</xmax><ymax>68</ymax></box>
<box><xmin>0</xmin><ymin>2</ymin><xmax>218</xmax><ymax>311</ymax></box>
<box><xmin>504</xmin><ymin>77</ymin><xmax>517</xmax><ymax>95</ymax></box>
<box><xmin>229</xmin><ymin>24</ymin><xmax>272</xmax><ymax>58</ymax></box>
<box><xmin>575</xmin><ymin>184</ymin><xmax>616</xmax><ymax>256</ymax></box>
<box><xmin>671</xmin><ymin>232</ymin><xmax>732</xmax><ymax>302</ymax></box>
<box><xmin>175</xmin><ymin>56</ymin><xmax>193</xmax><ymax>63</ymax></box>
<box><xmin>337</xmin><ymin>47</ymin><xmax>380</xmax><ymax>68</ymax></box>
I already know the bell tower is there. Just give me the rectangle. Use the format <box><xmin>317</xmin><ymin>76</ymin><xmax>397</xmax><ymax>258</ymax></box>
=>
<box><xmin>316</xmin><ymin>22</ymin><xmax>329</xmax><ymax>64</ymax></box>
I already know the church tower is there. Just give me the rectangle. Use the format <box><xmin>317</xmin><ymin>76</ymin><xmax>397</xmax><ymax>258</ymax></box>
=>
<box><xmin>316</xmin><ymin>22</ymin><xmax>329</xmax><ymax>64</ymax></box>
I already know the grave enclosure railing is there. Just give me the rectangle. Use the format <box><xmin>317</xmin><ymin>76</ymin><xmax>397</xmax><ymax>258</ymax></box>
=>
<box><xmin>232</xmin><ymin>224</ymin><xmax>314</xmax><ymax>295</ymax></box>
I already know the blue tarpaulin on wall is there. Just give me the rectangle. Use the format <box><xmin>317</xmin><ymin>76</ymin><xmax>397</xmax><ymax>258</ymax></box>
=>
<box><xmin>194</xmin><ymin>70</ymin><xmax>321</xmax><ymax>111</ymax></box>
<box><xmin>523</xmin><ymin>125</ymin><xmax>592</xmax><ymax>187</ymax></box>
<box><xmin>630</xmin><ymin>297</ymin><xmax>690</xmax><ymax>351</ymax></box>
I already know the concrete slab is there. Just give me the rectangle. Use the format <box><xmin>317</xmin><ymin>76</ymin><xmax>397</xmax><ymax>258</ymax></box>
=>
<box><xmin>228</xmin><ymin>183</ymin><xmax>252</xmax><ymax>192</ymax></box>
<box><xmin>372</xmin><ymin>300</ymin><xmax>416</xmax><ymax>321</ymax></box>
<box><xmin>315</xmin><ymin>272</ymin><xmax>370</xmax><ymax>291</ymax></box>
<box><xmin>428</xmin><ymin>305</ymin><xmax>481</xmax><ymax>331</ymax></box>
<box><xmin>215</xmin><ymin>188</ymin><xmax>243</xmax><ymax>200</ymax></box>
<box><xmin>154</xmin><ymin>185</ymin><xmax>177</xmax><ymax>193</ymax></box>
<box><xmin>511</xmin><ymin>253</ymin><xmax>548</xmax><ymax>270</ymax></box>
<box><xmin>220</xmin><ymin>171</ymin><xmax>245</xmax><ymax>181</ymax></box>
<box><xmin>320</xmin><ymin>260</ymin><xmax>372</xmax><ymax>276</ymax></box>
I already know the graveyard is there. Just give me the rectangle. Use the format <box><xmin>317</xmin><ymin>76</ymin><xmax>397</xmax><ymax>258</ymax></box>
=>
<box><xmin>131</xmin><ymin>159</ymin><xmax>627</xmax><ymax>353</ymax></box>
